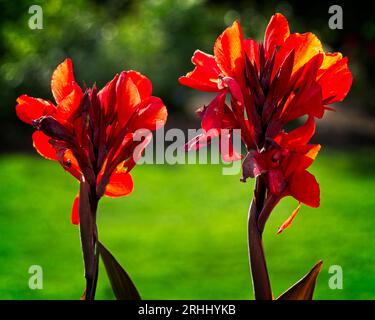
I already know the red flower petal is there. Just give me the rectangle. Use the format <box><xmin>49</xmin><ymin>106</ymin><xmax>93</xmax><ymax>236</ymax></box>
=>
<box><xmin>268</xmin><ymin>169</ymin><xmax>287</xmax><ymax>195</ymax></box>
<box><xmin>283</xmin><ymin>144</ymin><xmax>320</xmax><ymax>177</ymax></box>
<box><xmin>32</xmin><ymin>131</ymin><xmax>58</xmax><ymax>160</ymax></box>
<box><xmin>179</xmin><ymin>50</ymin><xmax>221</xmax><ymax>92</ymax></box>
<box><xmin>275</xmin><ymin>116</ymin><xmax>316</xmax><ymax>148</ymax></box>
<box><xmin>318</xmin><ymin>56</ymin><xmax>352</xmax><ymax>104</ymax></box>
<box><xmin>131</xmin><ymin>131</ymin><xmax>153</xmax><ymax>163</ymax></box>
<box><xmin>214</xmin><ymin>20</ymin><xmax>244</xmax><ymax>81</ymax></box>
<box><xmin>126</xmin><ymin>70</ymin><xmax>153</xmax><ymax>99</ymax></box>
<box><xmin>221</xmin><ymin>76</ymin><xmax>244</xmax><ymax>106</ymax></box>
<box><xmin>98</xmin><ymin>74</ymin><xmax>119</xmax><ymax>122</ymax></box>
<box><xmin>116</xmin><ymin>72</ymin><xmax>142</xmax><ymax>126</ymax></box>
<box><xmin>201</xmin><ymin>92</ymin><xmax>226</xmax><ymax>133</ymax></box>
<box><xmin>55</xmin><ymin>84</ymin><xmax>83</xmax><ymax>121</ymax></box>
<box><xmin>264</xmin><ymin>13</ymin><xmax>290</xmax><ymax>55</ymax></box>
<box><xmin>220</xmin><ymin>132</ymin><xmax>242</xmax><ymax>162</ymax></box>
<box><xmin>289</xmin><ymin>170</ymin><xmax>320</xmax><ymax>207</ymax></box>
<box><xmin>280</xmin><ymin>54</ymin><xmax>324</xmax><ymax>122</ymax></box>
<box><xmin>71</xmin><ymin>194</ymin><xmax>79</xmax><ymax>225</ymax></box>
<box><xmin>277</xmin><ymin>202</ymin><xmax>301</xmax><ymax>234</ymax></box>
<box><xmin>274</xmin><ymin>32</ymin><xmax>323</xmax><ymax>77</ymax></box>
<box><xmin>62</xmin><ymin>149</ymin><xmax>82</xmax><ymax>180</ymax></box>
<box><xmin>51</xmin><ymin>58</ymin><xmax>81</xmax><ymax>104</ymax></box>
<box><xmin>243</xmin><ymin>38</ymin><xmax>260</xmax><ymax>69</ymax></box>
<box><xmin>16</xmin><ymin>95</ymin><xmax>55</xmax><ymax>124</ymax></box>
<box><xmin>104</xmin><ymin>169</ymin><xmax>134</xmax><ymax>197</ymax></box>
<box><xmin>132</xmin><ymin>96</ymin><xmax>168</xmax><ymax>131</ymax></box>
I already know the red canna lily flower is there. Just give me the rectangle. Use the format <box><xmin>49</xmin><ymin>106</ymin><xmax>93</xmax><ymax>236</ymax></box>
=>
<box><xmin>16</xmin><ymin>58</ymin><xmax>167</xmax><ymax>224</ymax></box>
<box><xmin>179</xmin><ymin>13</ymin><xmax>352</xmax><ymax>219</ymax></box>
<box><xmin>179</xmin><ymin>13</ymin><xmax>352</xmax><ymax>300</ymax></box>
<box><xmin>16</xmin><ymin>58</ymin><xmax>167</xmax><ymax>299</ymax></box>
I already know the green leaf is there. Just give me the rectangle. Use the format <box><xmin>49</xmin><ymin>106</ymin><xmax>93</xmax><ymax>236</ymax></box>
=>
<box><xmin>277</xmin><ymin>260</ymin><xmax>323</xmax><ymax>300</ymax></box>
<box><xmin>98</xmin><ymin>241</ymin><xmax>141</xmax><ymax>300</ymax></box>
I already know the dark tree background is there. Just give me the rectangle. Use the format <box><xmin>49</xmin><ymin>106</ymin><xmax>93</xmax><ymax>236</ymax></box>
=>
<box><xmin>0</xmin><ymin>0</ymin><xmax>373</xmax><ymax>151</ymax></box>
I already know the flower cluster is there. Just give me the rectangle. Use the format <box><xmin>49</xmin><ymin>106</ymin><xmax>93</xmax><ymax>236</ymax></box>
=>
<box><xmin>16</xmin><ymin>59</ymin><xmax>168</xmax><ymax>224</ymax></box>
<box><xmin>179</xmin><ymin>13</ymin><xmax>352</xmax><ymax>230</ymax></box>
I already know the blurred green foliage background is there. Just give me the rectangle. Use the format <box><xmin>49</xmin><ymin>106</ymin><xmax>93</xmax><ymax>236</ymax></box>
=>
<box><xmin>1</xmin><ymin>151</ymin><xmax>375</xmax><ymax>299</ymax></box>
<box><xmin>0</xmin><ymin>0</ymin><xmax>374</xmax><ymax>299</ymax></box>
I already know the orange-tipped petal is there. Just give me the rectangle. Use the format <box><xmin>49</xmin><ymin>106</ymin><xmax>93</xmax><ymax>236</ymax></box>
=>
<box><xmin>264</xmin><ymin>13</ymin><xmax>290</xmax><ymax>55</ymax></box>
<box><xmin>71</xmin><ymin>194</ymin><xmax>79</xmax><ymax>225</ymax></box>
<box><xmin>318</xmin><ymin>56</ymin><xmax>352</xmax><ymax>104</ymax></box>
<box><xmin>32</xmin><ymin>131</ymin><xmax>58</xmax><ymax>160</ymax></box>
<box><xmin>104</xmin><ymin>169</ymin><xmax>134</xmax><ymax>197</ymax></box>
<box><xmin>16</xmin><ymin>95</ymin><xmax>55</xmax><ymax>124</ymax></box>
<box><xmin>289</xmin><ymin>170</ymin><xmax>320</xmax><ymax>207</ymax></box>
<box><xmin>214</xmin><ymin>20</ymin><xmax>244</xmax><ymax>80</ymax></box>
<box><xmin>51</xmin><ymin>58</ymin><xmax>81</xmax><ymax>104</ymax></box>
<box><xmin>277</xmin><ymin>202</ymin><xmax>301</xmax><ymax>234</ymax></box>
<box><xmin>274</xmin><ymin>32</ymin><xmax>323</xmax><ymax>77</ymax></box>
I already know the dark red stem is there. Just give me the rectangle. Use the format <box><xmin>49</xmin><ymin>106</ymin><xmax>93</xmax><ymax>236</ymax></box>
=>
<box><xmin>78</xmin><ymin>178</ymin><xmax>99</xmax><ymax>300</ymax></box>
<box><xmin>247</xmin><ymin>176</ymin><xmax>273</xmax><ymax>300</ymax></box>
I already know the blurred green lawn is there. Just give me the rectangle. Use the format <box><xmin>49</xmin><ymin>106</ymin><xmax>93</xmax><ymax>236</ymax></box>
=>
<box><xmin>0</xmin><ymin>149</ymin><xmax>375</xmax><ymax>300</ymax></box>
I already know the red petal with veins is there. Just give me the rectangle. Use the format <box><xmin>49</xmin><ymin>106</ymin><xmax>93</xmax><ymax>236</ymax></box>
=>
<box><xmin>214</xmin><ymin>20</ymin><xmax>244</xmax><ymax>82</ymax></box>
<box><xmin>55</xmin><ymin>85</ymin><xmax>83</xmax><ymax>121</ymax></box>
<box><xmin>116</xmin><ymin>72</ymin><xmax>141</xmax><ymax>127</ymax></box>
<box><xmin>318</xmin><ymin>57</ymin><xmax>352</xmax><ymax>104</ymax></box>
<box><xmin>16</xmin><ymin>95</ymin><xmax>55</xmax><ymax>124</ymax></box>
<box><xmin>280</xmin><ymin>54</ymin><xmax>324</xmax><ymax>122</ymax></box>
<box><xmin>273</xmin><ymin>32</ymin><xmax>323</xmax><ymax>78</ymax></box>
<box><xmin>51</xmin><ymin>58</ymin><xmax>81</xmax><ymax>104</ymax></box>
<box><xmin>264</xmin><ymin>13</ymin><xmax>290</xmax><ymax>56</ymax></box>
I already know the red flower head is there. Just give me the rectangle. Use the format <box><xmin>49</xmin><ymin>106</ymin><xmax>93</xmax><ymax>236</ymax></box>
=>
<box><xmin>16</xmin><ymin>58</ymin><xmax>168</xmax><ymax>224</ymax></box>
<box><xmin>179</xmin><ymin>13</ymin><xmax>352</xmax><ymax>230</ymax></box>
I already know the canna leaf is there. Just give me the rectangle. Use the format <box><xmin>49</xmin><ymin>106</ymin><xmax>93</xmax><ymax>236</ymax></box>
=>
<box><xmin>277</xmin><ymin>260</ymin><xmax>323</xmax><ymax>300</ymax></box>
<box><xmin>98</xmin><ymin>241</ymin><xmax>141</xmax><ymax>300</ymax></box>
